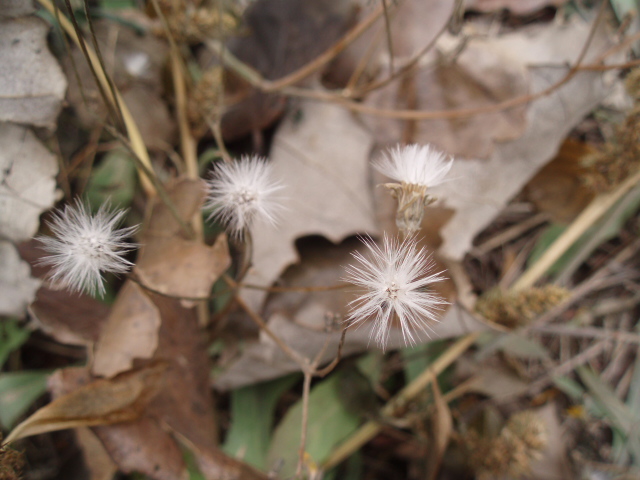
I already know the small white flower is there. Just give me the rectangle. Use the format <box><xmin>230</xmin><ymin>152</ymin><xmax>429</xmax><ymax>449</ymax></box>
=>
<box><xmin>203</xmin><ymin>156</ymin><xmax>283</xmax><ymax>238</ymax></box>
<box><xmin>374</xmin><ymin>143</ymin><xmax>453</xmax><ymax>187</ymax></box>
<box><xmin>374</xmin><ymin>144</ymin><xmax>454</xmax><ymax>236</ymax></box>
<box><xmin>344</xmin><ymin>234</ymin><xmax>447</xmax><ymax>349</ymax></box>
<box><xmin>38</xmin><ymin>201</ymin><xmax>137</xmax><ymax>297</ymax></box>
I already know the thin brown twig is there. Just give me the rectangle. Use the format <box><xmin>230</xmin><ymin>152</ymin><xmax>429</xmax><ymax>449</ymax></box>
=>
<box><xmin>104</xmin><ymin>125</ymin><xmax>195</xmax><ymax>239</ymax></box>
<box><xmin>381</xmin><ymin>0</ymin><xmax>395</xmax><ymax>74</ymax></box>
<box><xmin>240</xmin><ymin>282</ymin><xmax>348</xmax><ymax>293</ymax></box>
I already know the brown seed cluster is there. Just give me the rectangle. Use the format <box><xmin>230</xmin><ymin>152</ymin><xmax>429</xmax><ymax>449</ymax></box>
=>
<box><xmin>476</xmin><ymin>285</ymin><xmax>570</xmax><ymax>329</ymax></box>
<box><xmin>466</xmin><ymin>410</ymin><xmax>548</xmax><ymax>479</ymax></box>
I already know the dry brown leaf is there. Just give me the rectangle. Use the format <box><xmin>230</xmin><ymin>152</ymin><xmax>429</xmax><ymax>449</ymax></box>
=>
<box><xmin>93</xmin><ymin>291</ymin><xmax>251</xmax><ymax>480</ymax></box>
<box><xmin>75</xmin><ymin>428</ymin><xmax>118</xmax><ymax>480</ymax></box>
<box><xmin>208</xmin><ymin>0</ymin><xmax>357</xmax><ymax>140</ymax></box>
<box><xmin>4</xmin><ymin>363</ymin><xmax>166</xmax><ymax>445</ymax></box>
<box><xmin>425</xmin><ymin>17</ymin><xmax>620</xmax><ymax>261</ymax></box>
<box><xmin>135</xmin><ymin>234</ymin><xmax>230</xmax><ymax>299</ymax></box>
<box><xmin>134</xmin><ymin>175</ymin><xmax>231</xmax><ymax>297</ymax></box>
<box><xmin>366</xmin><ymin>36</ymin><xmax>528</xmax><ymax>158</ymax></box>
<box><xmin>0</xmin><ymin>17</ymin><xmax>66</xmax><ymax>128</ymax></box>
<box><xmin>524</xmin><ymin>138</ymin><xmax>596</xmax><ymax>223</ymax></box>
<box><xmin>239</xmin><ymin>99</ymin><xmax>377</xmax><ymax>312</ymax></box>
<box><xmin>216</xmin><ymin>239</ymin><xmax>490</xmax><ymax>390</ymax></box>
<box><xmin>92</xmin><ymin>282</ymin><xmax>161</xmax><ymax>378</ymax></box>
<box><xmin>0</xmin><ymin>124</ymin><xmax>58</xmax><ymax>243</ymax></box>
<box><xmin>94</xmin><ymin>419</ymin><xmax>187</xmax><ymax>480</ymax></box>
<box><xmin>145</xmin><ymin>178</ymin><xmax>205</xmax><ymax>236</ymax></box>
<box><xmin>18</xmin><ymin>239</ymin><xmax>110</xmax><ymax>347</ymax></box>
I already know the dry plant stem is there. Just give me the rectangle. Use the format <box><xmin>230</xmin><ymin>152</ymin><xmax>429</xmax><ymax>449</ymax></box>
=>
<box><xmin>105</xmin><ymin>126</ymin><xmax>195</xmax><ymax>239</ymax></box>
<box><xmin>223</xmin><ymin>274</ymin><xmax>305</xmax><ymax>366</ymax></box>
<box><xmin>80</xmin><ymin>0</ymin><xmax>126</xmax><ymax>131</ymax></box>
<box><xmin>471</xmin><ymin>213</ymin><xmax>550</xmax><ymax>256</ymax></box>
<box><xmin>525</xmin><ymin>340</ymin><xmax>610</xmax><ymax>397</ymax></box>
<box><xmin>352</xmin><ymin>4</ymin><xmax>452</xmax><ymax>97</ymax></box>
<box><xmin>63</xmin><ymin>0</ymin><xmax>121</xmax><ymax>132</ymax></box>
<box><xmin>296</xmin><ymin>371</ymin><xmax>313</xmax><ymax>479</ymax></box>
<box><xmin>534</xmin><ymin>325</ymin><xmax>640</xmax><ymax>344</ymax></box>
<box><xmin>38</xmin><ymin>0</ymin><xmax>156</xmax><ymax>197</ymax></box>
<box><xmin>381</xmin><ymin>0</ymin><xmax>395</xmax><ymax>74</ymax></box>
<box><xmin>240</xmin><ymin>282</ymin><xmax>348</xmax><ymax>293</ymax></box>
<box><xmin>322</xmin><ymin>332</ymin><xmax>480</xmax><ymax>470</ymax></box>
<box><xmin>204</xmin><ymin>3</ymin><xmax>631</xmax><ymax>123</ymax></box>
<box><xmin>513</xmin><ymin>168</ymin><xmax>640</xmax><ymax>291</ymax></box>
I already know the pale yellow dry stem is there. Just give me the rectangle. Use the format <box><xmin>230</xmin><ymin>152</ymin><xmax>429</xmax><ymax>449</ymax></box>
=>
<box><xmin>38</xmin><ymin>0</ymin><xmax>156</xmax><ymax>198</ymax></box>
<box><xmin>512</xmin><ymin>167</ymin><xmax>640</xmax><ymax>292</ymax></box>
<box><xmin>321</xmin><ymin>332</ymin><xmax>480</xmax><ymax>470</ymax></box>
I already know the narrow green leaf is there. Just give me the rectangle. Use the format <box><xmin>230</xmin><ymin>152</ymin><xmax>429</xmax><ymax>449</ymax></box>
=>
<box><xmin>0</xmin><ymin>319</ymin><xmax>30</xmax><ymax>369</ymax></box>
<box><xmin>0</xmin><ymin>371</ymin><xmax>49</xmax><ymax>429</ymax></box>
<box><xmin>86</xmin><ymin>149</ymin><xmax>137</xmax><ymax>211</ymax></box>
<box><xmin>577</xmin><ymin>366</ymin><xmax>640</xmax><ymax>464</ymax></box>
<box><xmin>223</xmin><ymin>374</ymin><xmax>300</xmax><ymax>470</ymax></box>
<box><xmin>267</xmin><ymin>372</ymin><xmax>362</xmax><ymax>477</ymax></box>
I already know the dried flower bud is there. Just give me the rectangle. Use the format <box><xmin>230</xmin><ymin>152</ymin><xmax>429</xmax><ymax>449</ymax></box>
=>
<box><xmin>375</xmin><ymin>144</ymin><xmax>453</xmax><ymax>236</ymax></box>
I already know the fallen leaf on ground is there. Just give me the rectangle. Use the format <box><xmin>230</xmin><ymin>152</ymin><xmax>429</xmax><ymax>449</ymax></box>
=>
<box><xmin>216</xmin><ymin>238</ymin><xmax>490</xmax><ymax>390</ymax></box>
<box><xmin>524</xmin><ymin>138</ymin><xmax>596</xmax><ymax>223</ymax></box>
<box><xmin>0</xmin><ymin>124</ymin><xmax>58</xmax><ymax>243</ymax></box>
<box><xmin>0</xmin><ymin>241</ymin><xmax>40</xmax><ymax>317</ymax></box>
<box><xmin>135</xmin><ymin>234</ymin><xmax>230</xmax><ymax>300</ymax></box>
<box><xmin>92</xmin><ymin>282</ymin><xmax>161</xmax><ymax>378</ymax></box>
<box><xmin>4</xmin><ymin>363</ymin><xmax>166</xmax><ymax>445</ymax></box>
<box><xmin>75</xmin><ymin>427</ymin><xmax>118</xmax><ymax>480</ymax></box>
<box><xmin>426</xmin><ymin>17</ymin><xmax>620</xmax><ymax>261</ymax></box>
<box><xmin>239</xmin><ymin>99</ymin><xmax>377</xmax><ymax>312</ymax></box>
<box><xmin>0</xmin><ymin>16</ymin><xmax>66</xmax><ymax>128</ymax></box>
<box><xmin>207</xmin><ymin>0</ymin><xmax>357</xmax><ymax>140</ymax></box>
<box><xmin>134</xmin><ymin>177</ymin><xmax>231</xmax><ymax>299</ymax></box>
<box><xmin>18</xmin><ymin>239</ymin><xmax>109</xmax><ymax>347</ymax></box>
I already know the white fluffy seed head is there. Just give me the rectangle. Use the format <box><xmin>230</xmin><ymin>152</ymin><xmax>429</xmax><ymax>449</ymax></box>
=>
<box><xmin>203</xmin><ymin>156</ymin><xmax>284</xmax><ymax>239</ymax></box>
<box><xmin>344</xmin><ymin>234</ymin><xmax>448</xmax><ymax>349</ymax></box>
<box><xmin>374</xmin><ymin>144</ymin><xmax>453</xmax><ymax>187</ymax></box>
<box><xmin>37</xmin><ymin>201</ymin><xmax>138</xmax><ymax>297</ymax></box>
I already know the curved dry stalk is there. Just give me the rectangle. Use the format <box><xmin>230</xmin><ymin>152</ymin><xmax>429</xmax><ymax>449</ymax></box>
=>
<box><xmin>37</xmin><ymin>0</ymin><xmax>156</xmax><ymax>197</ymax></box>
<box><xmin>512</xmin><ymin>168</ymin><xmax>640</xmax><ymax>291</ymax></box>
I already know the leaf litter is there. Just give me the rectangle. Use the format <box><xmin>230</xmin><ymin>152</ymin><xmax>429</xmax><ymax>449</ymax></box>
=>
<box><xmin>4</xmin><ymin>0</ymin><xmax>640</xmax><ymax>479</ymax></box>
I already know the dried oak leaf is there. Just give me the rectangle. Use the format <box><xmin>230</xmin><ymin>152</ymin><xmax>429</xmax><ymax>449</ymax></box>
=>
<box><xmin>239</xmin><ymin>99</ymin><xmax>377</xmax><ymax>313</ymax></box>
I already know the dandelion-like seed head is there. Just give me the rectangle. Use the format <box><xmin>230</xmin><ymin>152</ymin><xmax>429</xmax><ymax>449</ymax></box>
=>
<box><xmin>37</xmin><ymin>201</ymin><xmax>138</xmax><ymax>297</ymax></box>
<box><xmin>374</xmin><ymin>144</ymin><xmax>453</xmax><ymax>236</ymax></box>
<box><xmin>344</xmin><ymin>234</ymin><xmax>448</xmax><ymax>349</ymax></box>
<box><xmin>375</xmin><ymin>143</ymin><xmax>453</xmax><ymax>188</ymax></box>
<box><xmin>203</xmin><ymin>156</ymin><xmax>283</xmax><ymax>238</ymax></box>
